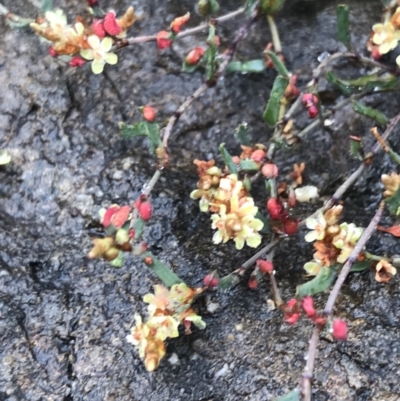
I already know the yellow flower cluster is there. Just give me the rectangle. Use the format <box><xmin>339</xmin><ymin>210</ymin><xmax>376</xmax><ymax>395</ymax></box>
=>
<box><xmin>371</xmin><ymin>8</ymin><xmax>400</xmax><ymax>65</ymax></box>
<box><xmin>127</xmin><ymin>284</ymin><xmax>205</xmax><ymax>371</ymax></box>
<box><xmin>304</xmin><ymin>206</ymin><xmax>363</xmax><ymax>275</ymax></box>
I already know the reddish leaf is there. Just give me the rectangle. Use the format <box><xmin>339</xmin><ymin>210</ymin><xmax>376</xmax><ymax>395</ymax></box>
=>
<box><xmin>102</xmin><ymin>206</ymin><xmax>119</xmax><ymax>227</ymax></box>
<box><xmin>378</xmin><ymin>225</ymin><xmax>400</xmax><ymax>237</ymax></box>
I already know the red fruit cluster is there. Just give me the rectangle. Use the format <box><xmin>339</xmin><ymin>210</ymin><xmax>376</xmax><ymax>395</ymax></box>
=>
<box><xmin>267</xmin><ymin>198</ymin><xmax>283</xmax><ymax>220</ymax></box>
<box><xmin>284</xmin><ymin>299</ymin><xmax>301</xmax><ymax>324</ymax></box>
<box><xmin>250</xmin><ymin>149</ymin><xmax>266</xmax><ymax>163</ymax></box>
<box><xmin>262</xmin><ymin>163</ymin><xmax>278</xmax><ymax>178</ymax></box>
<box><xmin>69</xmin><ymin>56</ymin><xmax>86</xmax><ymax>67</ymax></box>
<box><xmin>139</xmin><ymin>201</ymin><xmax>152</xmax><ymax>221</ymax></box>
<box><xmin>302</xmin><ymin>93</ymin><xmax>319</xmax><ymax>119</ymax></box>
<box><xmin>266</xmin><ymin>197</ymin><xmax>298</xmax><ymax>236</ymax></box>
<box><xmin>102</xmin><ymin>205</ymin><xmax>131</xmax><ymax>228</ymax></box>
<box><xmin>91</xmin><ymin>11</ymin><xmax>123</xmax><ymax>38</ymax></box>
<box><xmin>248</xmin><ymin>275</ymin><xmax>258</xmax><ymax>289</ymax></box>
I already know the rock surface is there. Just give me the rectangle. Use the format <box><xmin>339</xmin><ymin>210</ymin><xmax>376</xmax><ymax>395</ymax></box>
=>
<box><xmin>1</xmin><ymin>0</ymin><xmax>400</xmax><ymax>400</ymax></box>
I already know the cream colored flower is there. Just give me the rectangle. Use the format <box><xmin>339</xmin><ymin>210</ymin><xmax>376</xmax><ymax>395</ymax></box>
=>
<box><xmin>127</xmin><ymin>314</ymin><xmax>150</xmax><ymax>358</ymax></box>
<box><xmin>45</xmin><ymin>9</ymin><xmax>68</xmax><ymax>32</ymax></box>
<box><xmin>372</xmin><ymin>22</ymin><xmax>400</xmax><ymax>55</ymax></box>
<box><xmin>146</xmin><ymin>315</ymin><xmax>180</xmax><ymax>341</ymax></box>
<box><xmin>80</xmin><ymin>35</ymin><xmax>118</xmax><ymax>74</ymax></box>
<box><xmin>305</xmin><ymin>212</ymin><xmax>326</xmax><ymax>242</ymax></box>
<box><xmin>211</xmin><ymin>196</ymin><xmax>263</xmax><ymax>250</ymax></box>
<box><xmin>303</xmin><ymin>261</ymin><xmax>322</xmax><ymax>276</ymax></box>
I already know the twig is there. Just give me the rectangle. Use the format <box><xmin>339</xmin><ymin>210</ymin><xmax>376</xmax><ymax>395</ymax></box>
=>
<box><xmin>241</xmin><ymin>237</ymin><xmax>283</xmax><ymax>269</ymax></box>
<box><xmin>123</xmin><ymin>7</ymin><xmax>245</xmax><ymax>47</ymax></box>
<box><xmin>301</xmin><ymin>202</ymin><xmax>384</xmax><ymax>401</ymax></box>
<box><xmin>266</xmin><ymin>15</ymin><xmax>282</xmax><ymax>54</ymax></box>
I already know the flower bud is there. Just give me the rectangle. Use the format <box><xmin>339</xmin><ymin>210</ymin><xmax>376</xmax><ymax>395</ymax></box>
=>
<box><xmin>69</xmin><ymin>56</ymin><xmax>86</xmax><ymax>67</ymax></box>
<box><xmin>371</xmin><ymin>46</ymin><xmax>381</xmax><ymax>60</ymax></box>
<box><xmin>91</xmin><ymin>19</ymin><xmax>106</xmax><ymax>38</ymax></box>
<box><xmin>103</xmin><ymin>11</ymin><xmax>122</xmax><ymax>36</ymax></box>
<box><xmin>261</xmin><ymin>0</ymin><xmax>285</xmax><ymax>15</ymax></box>
<box><xmin>156</xmin><ymin>31</ymin><xmax>172</xmax><ymax>50</ymax></box>
<box><xmin>115</xmin><ymin>228</ymin><xmax>130</xmax><ymax>245</ymax></box>
<box><xmin>143</xmin><ymin>106</ymin><xmax>156</xmax><ymax>122</ymax></box>
<box><xmin>250</xmin><ymin>149</ymin><xmax>266</xmax><ymax>163</ymax></box>
<box><xmin>282</xmin><ymin>217</ymin><xmax>298</xmax><ymax>235</ymax></box>
<box><xmin>170</xmin><ymin>12</ymin><xmax>190</xmax><ymax>34</ymax></box>
<box><xmin>332</xmin><ymin>319</ymin><xmax>347</xmax><ymax>341</ymax></box>
<box><xmin>203</xmin><ymin>273</ymin><xmax>219</xmax><ymax>288</ymax></box>
<box><xmin>197</xmin><ymin>0</ymin><xmax>211</xmax><ymax>17</ymax></box>
<box><xmin>104</xmin><ymin>247</ymin><xmax>120</xmax><ymax>261</ymax></box>
<box><xmin>143</xmin><ymin>256</ymin><xmax>153</xmax><ymax>265</ymax></box>
<box><xmin>262</xmin><ymin>163</ymin><xmax>278</xmax><ymax>178</ymax></box>
<box><xmin>284</xmin><ymin>74</ymin><xmax>300</xmax><ymax>99</ymax></box>
<box><xmin>267</xmin><ymin>198</ymin><xmax>283</xmax><ymax>220</ymax></box>
<box><xmin>248</xmin><ymin>276</ymin><xmax>258</xmax><ymax>289</ymax></box>
<box><xmin>185</xmin><ymin>47</ymin><xmax>205</xmax><ymax>65</ymax></box>
<box><xmin>307</xmin><ymin>105</ymin><xmax>318</xmax><ymax>119</ymax></box>
<box><xmin>48</xmin><ymin>46</ymin><xmax>58</xmax><ymax>57</ymax></box>
<box><xmin>86</xmin><ymin>0</ymin><xmax>99</xmax><ymax>6</ymax></box>
<box><xmin>256</xmin><ymin>259</ymin><xmax>273</xmax><ymax>274</ymax></box>
<box><xmin>301</xmin><ymin>296</ymin><xmax>316</xmax><ymax>318</ymax></box>
<box><xmin>139</xmin><ymin>201</ymin><xmax>152</xmax><ymax>221</ymax></box>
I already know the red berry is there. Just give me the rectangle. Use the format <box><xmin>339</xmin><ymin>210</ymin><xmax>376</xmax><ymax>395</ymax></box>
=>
<box><xmin>302</xmin><ymin>296</ymin><xmax>316</xmax><ymax>318</ymax></box>
<box><xmin>267</xmin><ymin>198</ymin><xmax>283</xmax><ymax>220</ymax></box>
<box><xmin>250</xmin><ymin>149</ymin><xmax>266</xmax><ymax>163</ymax></box>
<box><xmin>371</xmin><ymin>47</ymin><xmax>381</xmax><ymax>60</ymax></box>
<box><xmin>203</xmin><ymin>273</ymin><xmax>219</xmax><ymax>288</ymax></box>
<box><xmin>103</xmin><ymin>11</ymin><xmax>122</xmax><ymax>36</ymax></box>
<box><xmin>256</xmin><ymin>259</ymin><xmax>273</xmax><ymax>274</ymax></box>
<box><xmin>282</xmin><ymin>218</ymin><xmax>298</xmax><ymax>235</ymax></box>
<box><xmin>156</xmin><ymin>31</ymin><xmax>172</xmax><ymax>50</ymax></box>
<box><xmin>91</xmin><ymin>19</ymin><xmax>106</xmax><ymax>38</ymax></box>
<box><xmin>332</xmin><ymin>319</ymin><xmax>347</xmax><ymax>341</ymax></box>
<box><xmin>285</xmin><ymin>312</ymin><xmax>301</xmax><ymax>325</ymax></box>
<box><xmin>185</xmin><ymin>47</ymin><xmax>205</xmax><ymax>65</ymax></box>
<box><xmin>69</xmin><ymin>56</ymin><xmax>86</xmax><ymax>68</ymax></box>
<box><xmin>262</xmin><ymin>163</ymin><xmax>278</xmax><ymax>178</ymax></box>
<box><xmin>302</xmin><ymin>93</ymin><xmax>313</xmax><ymax>106</ymax></box>
<box><xmin>139</xmin><ymin>201</ymin><xmax>152</xmax><ymax>221</ymax></box>
<box><xmin>308</xmin><ymin>105</ymin><xmax>318</xmax><ymax>119</ymax></box>
<box><xmin>142</xmin><ymin>106</ymin><xmax>156</xmax><ymax>122</ymax></box>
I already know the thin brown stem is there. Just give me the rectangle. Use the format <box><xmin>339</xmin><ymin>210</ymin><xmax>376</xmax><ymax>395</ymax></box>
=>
<box><xmin>301</xmin><ymin>203</ymin><xmax>384</xmax><ymax>401</ymax></box>
<box><xmin>124</xmin><ymin>7</ymin><xmax>245</xmax><ymax>47</ymax></box>
<box><xmin>241</xmin><ymin>237</ymin><xmax>283</xmax><ymax>270</ymax></box>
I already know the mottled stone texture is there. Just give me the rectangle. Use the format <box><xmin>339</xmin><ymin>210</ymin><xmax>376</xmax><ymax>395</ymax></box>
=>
<box><xmin>1</xmin><ymin>0</ymin><xmax>400</xmax><ymax>400</ymax></box>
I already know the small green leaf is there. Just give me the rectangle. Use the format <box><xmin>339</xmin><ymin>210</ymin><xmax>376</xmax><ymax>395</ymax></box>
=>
<box><xmin>327</xmin><ymin>72</ymin><xmax>398</xmax><ymax>96</ymax></box>
<box><xmin>209</xmin><ymin>0</ymin><xmax>220</xmax><ymax>13</ymax></box>
<box><xmin>182</xmin><ymin>60</ymin><xmax>201</xmax><ymax>73</ymax></box>
<box><xmin>385</xmin><ymin>187</ymin><xmax>400</xmax><ymax>216</ymax></box>
<box><xmin>352</xmin><ymin>101</ymin><xmax>389</xmax><ymax>125</ymax></box>
<box><xmin>134</xmin><ymin>217</ymin><xmax>145</xmax><ymax>240</ymax></box>
<box><xmin>263</xmin><ymin>75</ymin><xmax>289</xmax><ymax>126</ymax></box>
<box><xmin>235</xmin><ymin>123</ymin><xmax>252</xmax><ymax>146</ymax></box>
<box><xmin>142</xmin><ymin>252</ymin><xmax>184</xmax><ymax>287</ymax></box>
<box><xmin>274</xmin><ymin>389</ymin><xmax>300</xmax><ymax>401</ymax></box>
<box><xmin>119</xmin><ymin>122</ymin><xmax>161</xmax><ymax>154</ymax></box>
<box><xmin>7</xmin><ymin>17</ymin><xmax>34</xmax><ymax>29</ymax></box>
<box><xmin>219</xmin><ymin>143</ymin><xmax>238</xmax><ymax>174</ymax></box>
<box><xmin>264</xmin><ymin>50</ymin><xmax>289</xmax><ymax>77</ymax></box>
<box><xmin>0</xmin><ymin>150</ymin><xmax>11</xmax><ymax>165</ymax></box>
<box><xmin>218</xmin><ymin>273</ymin><xmax>240</xmax><ymax>291</ymax></box>
<box><xmin>296</xmin><ymin>265</ymin><xmax>340</xmax><ymax>298</ymax></box>
<box><xmin>244</xmin><ymin>0</ymin><xmax>259</xmax><ymax>16</ymax></box>
<box><xmin>388</xmin><ymin>149</ymin><xmax>400</xmax><ymax>165</ymax></box>
<box><xmin>350</xmin><ymin>260</ymin><xmax>371</xmax><ymax>272</ymax></box>
<box><xmin>40</xmin><ymin>0</ymin><xmax>53</xmax><ymax>13</ymax></box>
<box><xmin>255</xmin><ymin>212</ymin><xmax>270</xmax><ymax>233</ymax></box>
<box><xmin>227</xmin><ymin>59</ymin><xmax>266</xmax><ymax>74</ymax></box>
<box><xmin>239</xmin><ymin>159</ymin><xmax>260</xmax><ymax>171</ymax></box>
<box><xmin>336</xmin><ymin>5</ymin><xmax>351</xmax><ymax>49</ymax></box>
<box><xmin>110</xmin><ymin>251</ymin><xmax>124</xmax><ymax>268</ymax></box>
<box><xmin>349</xmin><ymin>137</ymin><xmax>364</xmax><ymax>161</ymax></box>
<box><xmin>205</xmin><ymin>25</ymin><xmax>217</xmax><ymax>82</ymax></box>
<box><xmin>326</xmin><ymin>71</ymin><xmax>352</xmax><ymax>96</ymax></box>
<box><xmin>243</xmin><ymin>175</ymin><xmax>252</xmax><ymax>191</ymax></box>
<box><xmin>261</xmin><ymin>0</ymin><xmax>285</xmax><ymax>14</ymax></box>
